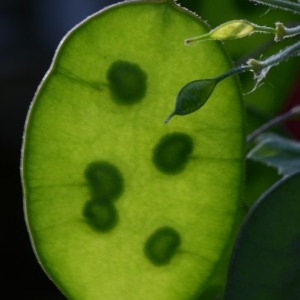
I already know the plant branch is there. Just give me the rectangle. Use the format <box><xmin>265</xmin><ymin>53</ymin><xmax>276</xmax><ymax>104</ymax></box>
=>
<box><xmin>250</xmin><ymin>0</ymin><xmax>300</xmax><ymax>14</ymax></box>
<box><xmin>247</xmin><ymin>39</ymin><xmax>300</xmax><ymax>80</ymax></box>
<box><xmin>215</xmin><ymin>64</ymin><xmax>251</xmax><ymax>82</ymax></box>
<box><xmin>275</xmin><ymin>22</ymin><xmax>300</xmax><ymax>41</ymax></box>
<box><xmin>247</xmin><ymin>106</ymin><xmax>300</xmax><ymax>143</ymax></box>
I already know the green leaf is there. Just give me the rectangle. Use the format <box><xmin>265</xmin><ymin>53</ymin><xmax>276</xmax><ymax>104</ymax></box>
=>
<box><xmin>247</xmin><ymin>133</ymin><xmax>300</xmax><ymax>175</ymax></box>
<box><xmin>21</xmin><ymin>1</ymin><xmax>245</xmax><ymax>299</ymax></box>
<box><xmin>225</xmin><ymin>171</ymin><xmax>300</xmax><ymax>300</ymax></box>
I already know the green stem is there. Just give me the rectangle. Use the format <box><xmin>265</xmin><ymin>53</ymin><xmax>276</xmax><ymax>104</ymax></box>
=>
<box><xmin>276</xmin><ymin>23</ymin><xmax>300</xmax><ymax>41</ymax></box>
<box><xmin>251</xmin><ymin>23</ymin><xmax>275</xmax><ymax>35</ymax></box>
<box><xmin>247</xmin><ymin>106</ymin><xmax>300</xmax><ymax>143</ymax></box>
<box><xmin>283</xmin><ymin>24</ymin><xmax>300</xmax><ymax>36</ymax></box>
<box><xmin>215</xmin><ymin>65</ymin><xmax>251</xmax><ymax>82</ymax></box>
<box><xmin>250</xmin><ymin>0</ymin><xmax>300</xmax><ymax>14</ymax></box>
<box><xmin>248</xmin><ymin>39</ymin><xmax>300</xmax><ymax>76</ymax></box>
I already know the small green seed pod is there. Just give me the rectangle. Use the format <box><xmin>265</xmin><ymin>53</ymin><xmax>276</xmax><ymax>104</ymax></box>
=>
<box><xmin>185</xmin><ymin>20</ymin><xmax>274</xmax><ymax>44</ymax></box>
<box><xmin>165</xmin><ymin>79</ymin><xmax>216</xmax><ymax>123</ymax></box>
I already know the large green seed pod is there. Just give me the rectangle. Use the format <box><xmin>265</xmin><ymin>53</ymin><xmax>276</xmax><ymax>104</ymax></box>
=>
<box><xmin>21</xmin><ymin>1</ymin><xmax>245</xmax><ymax>299</ymax></box>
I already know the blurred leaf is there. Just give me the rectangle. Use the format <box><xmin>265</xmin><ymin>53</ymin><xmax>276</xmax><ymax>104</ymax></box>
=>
<box><xmin>198</xmin><ymin>0</ymin><xmax>300</xmax><ymax>118</ymax></box>
<box><xmin>225</xmin><ymin>171</ymin><xmax>300</xmax><ymax>300</ymax></box>
<box><xmin>247</xmin><ymin>133</ymin><xmax>300</xmax><ymax>175</ymax></box>
<box><xmin>22</xmin><ymin>1</ymin><xmax>245</xmax><ymax>299</ymax></box>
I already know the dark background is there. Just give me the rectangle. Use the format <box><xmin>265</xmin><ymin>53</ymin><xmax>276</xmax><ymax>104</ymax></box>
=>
<box><xmin>1</xmin><ymin>1</ymin><xmax>115</xmax><ymax>298</ymax></box>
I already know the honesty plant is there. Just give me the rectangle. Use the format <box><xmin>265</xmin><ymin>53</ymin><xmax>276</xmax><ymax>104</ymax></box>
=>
<box><xmin>21</xmin><ymin>0</ymin><xmax>300</xmax><ymax>299</ymax></box>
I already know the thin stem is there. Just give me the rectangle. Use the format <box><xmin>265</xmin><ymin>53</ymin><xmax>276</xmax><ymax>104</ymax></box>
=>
<box><xmin>214</xmin><ymin>64</ymin><xmax>251</xmax><ymax>82</ymax></box>
<box><xmin>251</xmin><ymin>23</ymin><xmax>275</xmax><ymax>35</ymax></box>
<box><xmin>262</xmin><ymin>39</ymin><xmax>300</xmax><ymax>66</ymax></box>
<box><xmin>250</xmin><ymin>0</ymin><xmax>300</xmax><ymax>14</ymax></box>
<box><xmin>283</xmin><ymin>24</ymin><xmax>300</xmax><ymax>37</ymax></box>
<box><xmin>276</xmin><ymin>23</ymin><xmax>300</xmax><ymax>41</ymax></box>
<box><xmin>248</xmin><ymin>39</ymin><xmax>300</xmax><ymax>74</ymax></box>
<box><xmin>247</xmin><ymin>106</ymin><xmax>300</xmax><ymax>143</ymax></box>
<box><xmin>284</xmin><ymin>25</ymin><xmax>300</xmax><ymax>38</ymax></box>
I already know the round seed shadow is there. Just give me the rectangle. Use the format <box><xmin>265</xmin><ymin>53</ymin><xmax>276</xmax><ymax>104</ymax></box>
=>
<box><xmin>144</xmin><ymin>226</ymin><xmax>181</xmax><ymax>266</ymax></box>
<box><xmin>152</xmin><ymin>132</ymin><xmax>194</xmax><ymax>174</ymax></box>
<box><xmin>85</xmin><ymin>161</ymin><xmax>124</xmax><ymax>201</ymax></box>
<box><xmin>106</xmin><ymin>60</ymin><xmax>147</xmax><ymax>105</ymax></box>
<box><xmin>83</xmin><ymin>199</ymin><xmax>118</xmax><ymax>233</ymax></box>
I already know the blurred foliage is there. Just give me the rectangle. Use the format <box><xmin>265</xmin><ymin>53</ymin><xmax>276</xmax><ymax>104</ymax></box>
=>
<box><xmin>176</xmin><ymin>2</ymin><xmax>300</xmax><ymax>298</ymax></box>
<box><xmin>178</xmin><ymin>0</ymin><xmax>300</xmax><ymax>206</ymax></box>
